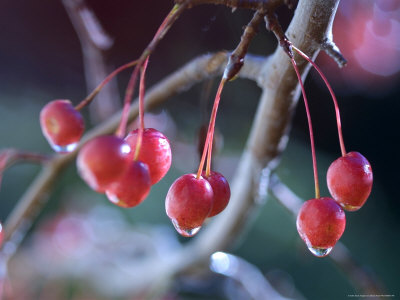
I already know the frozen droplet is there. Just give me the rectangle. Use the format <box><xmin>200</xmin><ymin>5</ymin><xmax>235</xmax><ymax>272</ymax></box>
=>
<box><xmin>308</xmin><ymin>246</ymin><xmax>333</xmax><ymax>257</ymax></box>
<box><xmin>50</xmin><ymin>141</ymin><xmax>78</xmax><ymax>153</ymax></box>
<box><xmin>171</xmin><ymin>219</ymin><xmax>201</xmax><ymax>237</ymax></box>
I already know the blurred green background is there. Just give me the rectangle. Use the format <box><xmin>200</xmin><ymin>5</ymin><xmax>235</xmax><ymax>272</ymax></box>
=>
<box><xmin>0</xmin><ymin>0</ymin><xmax>399</xmax><ymax>299</ymax></box>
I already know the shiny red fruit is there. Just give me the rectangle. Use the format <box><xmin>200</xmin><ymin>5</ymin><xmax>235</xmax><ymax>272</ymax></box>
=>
<box><xmin>202</xmin><ymin>171</ymin><xmax>230</xmax><ymax>217</ymax></box>
<box><xmin>297</xmin><ymin>197</ymin><xmax>346</xmax><ymax>256</ymax></box>
<box><xmin>165</xmin><ymin>174</ymin><xmax>213</xmax><ymax>237</ymax></box>
<box><xmin>40</xmin><ymin>99</ymin><xmax>84</xmax><ymax>153</ymax></box>
<box><xmin>125</xmin><ymin>128</ymin><xmax>172</xmax><ymax>184</ymax></box>
<box><xmin>77</xmin><ymin>135</ymin><xmax>131</xmax><ymax>193</ymax></box>
<box><xmin>327</xmin><ymin>152</ymin><xmax>373</xmax><ymax>211</ymax></box>
<box><xmin>106</xmin><ymin>161</ymin><xmax>151</xmax><ymax>208</ymax></box>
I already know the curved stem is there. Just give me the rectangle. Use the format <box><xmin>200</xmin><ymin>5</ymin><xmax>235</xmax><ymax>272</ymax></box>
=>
<box><xmin>196</xmin><ymin>78</ymin><xmax>226</xmax><ymax>179</ymax></box>
<box><xmin>290</xmin><ymin>58</ymin><xmax>320</xmax><ymax>199</ymax></box>
<box><xmin>75</xmin><ymin>59</ymin><xmax>138</xmax><ymax>111</ymax></box>
<box><xmin>292</xmin><ymin>45</ymin><xmax>346</xmax><ymax>156</ymax></box>
<box><xmin>115</xmin><ymin>4</ymin><xmax>187</xmax><ymax>138</ymax></box>
<box><xmin>205</xmin><ymin>79</ymin><xmax>226</xmax><ymax>177</ymax></box>
<box><xmin>134</xmin><ymin>57</ymin><xmax>149</xmax><ymax>161</ymax></box>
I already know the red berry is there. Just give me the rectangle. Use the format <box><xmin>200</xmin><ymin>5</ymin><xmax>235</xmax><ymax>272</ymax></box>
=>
<box><xmin>125</xmin><ymin>128</ymin><xmax>172</xmax><ymax>184</ymax></box>
<box><xmin>77</xmin><ymin>135</ymin><xmax>131</xmax><ymax>193</ymax></box>
<box><xmin>201</xmin><ymin>171</ymin><xmax>230</xmax><ymax>217</ymax></box>
<box><xmin>327</xmin><ymin>151</ymin><xmax>373</xmax><ymax>211</ymax></box>
<box><xmin>40</xmin><ymin>99</ymin><xmax>84</xmax><ymax>153</ymax></box>
<box><xmin>165</xmin><ymin>174</ymin><xmax>213</xmax><ymax>237</ymax></box>
<box><xmin>296</xmin><ymin>197</ymin><xmax>346</xmax><ymax>257</ymax></box>
<box><xmin>105</xmin><ymin>161</ymin><xmax>151</xmax><ymax>208</ymax></box>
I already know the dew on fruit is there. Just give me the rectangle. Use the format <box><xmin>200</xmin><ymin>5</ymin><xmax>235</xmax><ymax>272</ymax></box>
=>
<box><xmin>171</xmin><ymin>219</ymin><xmax>201</xmax><ymax>237</ymax></box>
<box><xmin>307</xmin><ymin>246</ymin><xmax>333</xmax><ymax>257</ymax></box>
<box><xmin>49</xmin><ymin>141</ymin><xmax>78</xmax><ymax>153</ymax></box>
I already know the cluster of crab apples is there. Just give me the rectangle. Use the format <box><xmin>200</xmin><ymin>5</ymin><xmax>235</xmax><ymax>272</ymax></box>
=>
<box><xmin>40</xmin><ymin>98</ymin><xmax>230</xmax><ymax>238</ymax></box>
<box><xmin>297</xmin><ymin>151</ymin><xmax>373</xmax><ymax>257</ymax></box>
<box><xmin>289</xmin><ymin>45</ymin><xmax>373</xmax><ymax>257</ymax></box>
<box><xmin>39</xmin><ymin>41</ymin><xmax>374</xmax><ymax>256</ymax></box>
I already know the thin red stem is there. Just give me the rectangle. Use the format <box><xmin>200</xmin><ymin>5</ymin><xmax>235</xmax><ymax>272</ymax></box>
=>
<box><xmin>115</xmin><ymin>4</ymin><xmax>186</xmax><ymax>138</ymax></box>
<box><xmin>75</xmin><ymin>59</ymin><xmax>138</xmax><ymax>111</ymax></box>
<box><xmin>196</xmin><ymin>78</ymin><xmax>226</xmax><ymax>179</ymax></box>
<box><xmin>134</xmin><ymin>57</ymin><xmax>149</xmax><ymax>161</ymax></box>
<box><xmin>205</xmin><ymin>79</ymin><xmax>226</xmax><ymax>177</ymax></box>
<box><xmin>290</xmin><ymin>58</ymin><xmax>320</xmax><ymax>199</ymax></box>
<box><xmin>292</xmin><ymin>45</ymin><xmax>346</xmax><ymax>156</ymax></box>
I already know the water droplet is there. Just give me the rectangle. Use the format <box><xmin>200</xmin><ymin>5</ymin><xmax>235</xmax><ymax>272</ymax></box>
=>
<box><xmin>308</xmin><ymin>246</ymin><xmax>333</xmax><ymax>257</ymax></box>
<box><xmin>171</xmin><ymin>219</ymin><xmax>201</xmax><ymax>237</ymax></box>
<box><xmin>342</xmin><ymin>203</ymin><xmax>361</xmax><ymax>211</ymax></box>
<box><xmin>50</xmin><ymin>142</ymin><xmax>78</xmax><ymax>153</ymax></box>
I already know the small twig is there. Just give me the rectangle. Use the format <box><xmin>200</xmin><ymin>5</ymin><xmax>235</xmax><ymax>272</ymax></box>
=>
<box><xmin>268</xmin><ymin>174</ymin><xmax>385</xmax><ymax>297</ymax></box>
<box><xmin>265</xmin><ymin>12</ymin><xmax>293</xmax><ymax>57</ymax></box>
<box><xmin>62</xmin><ymin>0</ymin><xmax>121</xmax><ymax>123</ymax></box>
<box><xmin>321</xmin><ymin>37</ymin><xmax>347</xmax><ymax>68</ymax></box>
<box><xmin>0</xmin><ymin>149</ymin><xmax>50</xmax><ymax>189</ymax></box>
<box><xmin>225</xmin><ymin>10</ymin><xmax>266</xmax><ymax>80</ymax></box>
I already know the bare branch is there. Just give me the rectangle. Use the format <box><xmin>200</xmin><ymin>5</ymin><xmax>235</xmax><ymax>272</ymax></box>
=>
<box><xmin>62</xmin><ymin>0</ymin><xmax>121</xmax><ymax>123</ymax></box>
<box><xmin>321</xmin><ymin>37</ymin><xmax>347</xmax><ymax>68</ymax></box>
<box><xmin>225</xmin><ymin>10</ymin><xmax>266</xmax><ymax>80</ymax></box>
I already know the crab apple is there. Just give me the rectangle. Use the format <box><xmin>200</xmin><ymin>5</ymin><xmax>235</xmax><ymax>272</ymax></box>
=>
<box><xmin>77</xmin><ymin>135</ymin><xmax>131</xmax><ymax>193</ymax></box>
<box><xmin>165</xmin><ymin>174</ymin><xmax>213</xmax><ymax>237</ymax></box>
<box><xmin>201</xmin><ymin>171</ymin><xmax>230</xmax><ymax>217</ymax></box>
<box><xmin>105</xmin><ymin>161</ymin><xmax>151</xmax><ymax>208</ymax></box>
<box><xmin>125</xmin><ymin>128</ymin><xmax>172</xmax><ymax>184</ymax></box>
<box><xmin>296</xmin><ymin>197</ymin><xmax>346</xmax><ymax>257</ymax></box>
<box><xmin>327</xmin><ymin>151</ymin><xmax>373</xmax><ymax>211</ymax></box>
<box><xmin>40</xmin><ymin>99</ymin><xmax>84</xmax><ymax>153</ymax></box>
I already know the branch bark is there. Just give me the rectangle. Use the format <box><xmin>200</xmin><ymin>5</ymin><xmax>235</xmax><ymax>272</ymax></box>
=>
<box><xmin>62</xmin><ymin>0</ymin><xmax>121</xmax><ymax>123</ymax></box>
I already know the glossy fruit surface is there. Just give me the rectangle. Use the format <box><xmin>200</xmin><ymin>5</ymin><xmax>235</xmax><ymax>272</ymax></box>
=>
<box><xmin>40</xmin><ymin>99</ymin><xmax>84</xmax><ymax>153</ymax></box>
<box><xmin>165</xmin><ymin>174</ymin><xmax>213</xmax><ymax>237</ymax></box>
<box><xmin>297</xmin><ymin>197</ymin><xmax>346</xmax><ymax>256</ymax></box>
<box><xmin>77</xmin><ymin>135</ymin><xmax>131</xmax><ymax>192</ymax></box>
<box><xmin>202</xmin><ymin>171</ymin><xmax>230</xmax><ymax>217</ymax></box>
<box><xmin>327</xmin><ymin>151</ymin><xmax>373</xmax><ymax>211</ymax></box>
<box><xmin>125</xmin><ymin>128</ymin><xmax>172</xmax><ymax>184</ymax></box>
<box><xmin>106</xmin><ymin>161</ymin><xmax>151</xmax><ymax>208</ymax></box>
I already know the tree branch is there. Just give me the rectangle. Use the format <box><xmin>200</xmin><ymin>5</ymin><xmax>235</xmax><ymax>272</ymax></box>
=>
<box><xmin>62</xmin><ymin>0</ymin><xmax>121</xmax><ymax>123</ymax></box>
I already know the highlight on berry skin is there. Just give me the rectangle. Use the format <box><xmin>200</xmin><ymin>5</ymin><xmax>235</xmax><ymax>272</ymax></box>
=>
<box><xmin>125</xmin><ymin>128</ymin><xmax>172</xmax><ymax>185</ymax></box>
<box><xmin>77</xmin><ymin>135</ymin><xmax>132</xmax><ymax>193</ymax></box>
<box><xmin>327</xmin><ymin>151</ymin><xmax>373</xmax><ymax>211</ymax></box>
<box><xmin>40</xmin><ymin>99</ymin><xmax>85</xmax><ymax>153</ymax></box>
<box><xmin>165</xmin><ymin>174</ymin><xmax>214</xmax><ymax>237</ymax></box>
<box><xmin>296</xmin><ymin>197</ymin><xmax>346</xmax><ymax>257</ymax></box>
